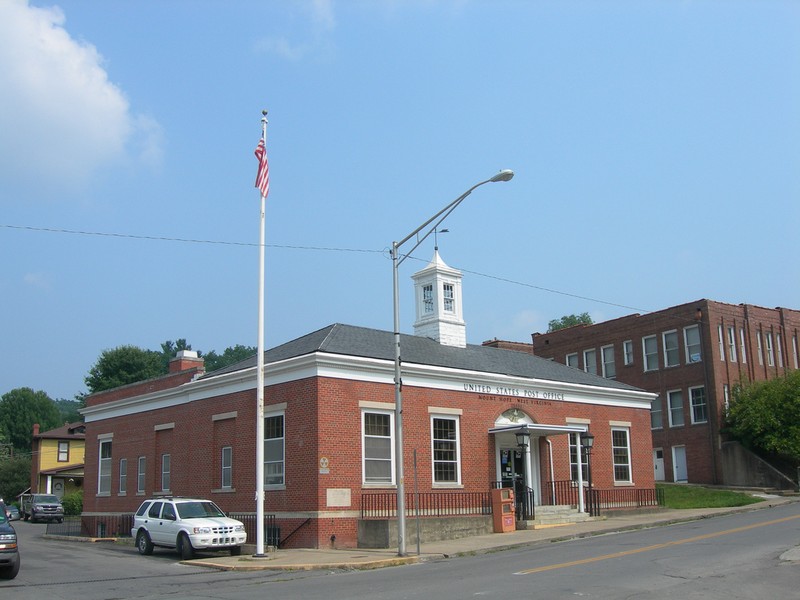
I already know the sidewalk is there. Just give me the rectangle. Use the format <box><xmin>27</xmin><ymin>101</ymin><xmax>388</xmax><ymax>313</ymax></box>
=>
<box><xmin>186</xmin><ymin>493</ymin><xmax>799</xmax><ymax>571</ymax></box>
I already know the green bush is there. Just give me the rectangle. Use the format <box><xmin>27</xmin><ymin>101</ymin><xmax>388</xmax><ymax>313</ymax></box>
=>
<box><xmin>61</xmin><ymin>489</ymin><xmax>83</xmax><ymax>516</ymax></box>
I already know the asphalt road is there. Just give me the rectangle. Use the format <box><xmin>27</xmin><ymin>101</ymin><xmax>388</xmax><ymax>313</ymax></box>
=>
<box><xmin>3</xmin><ymin>502</ymin><xmax>799</xmax><ymax>600</ymax></box>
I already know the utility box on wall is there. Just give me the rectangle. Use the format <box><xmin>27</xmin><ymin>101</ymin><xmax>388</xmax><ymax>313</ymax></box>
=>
<box><xmin>492</xmin><ymin>487</ymin><xmax>515</xmax><ymax>533</ymax></box>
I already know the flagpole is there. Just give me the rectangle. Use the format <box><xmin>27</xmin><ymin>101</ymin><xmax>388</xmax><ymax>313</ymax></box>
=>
<box><xmin>254</xmin><ymin>110</ymin><xmax>268</xmax><ymax>557</ymax></box>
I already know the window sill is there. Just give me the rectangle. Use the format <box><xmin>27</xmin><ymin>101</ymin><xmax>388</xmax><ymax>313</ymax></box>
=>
<box><xmin>212</xmin><ymin>488</ymin><xmax>236</xmax><ymax>494</ymax></box>
<box><xmin>153</xmin><ymin>490</ymin><xmax>172</xmax><ymax>496</ymax></box>
<box><xmin>432</xmin><ymin>483</ymin><xmax>464</xmax><ymax>489</ymax></box>
<box><xmin>362</xmin><ymin>483</ymin><xmax>396</xmax><ymax>489</ymax></box>
<box><xmin>613</xmin><ymin>481</ymin><xmax>635</xmax><ymax>487</ymax></box>
<box><xmin>265</xmin><ymin>485</ymin><xmax>286</xmax><ymax>491</ymax></box>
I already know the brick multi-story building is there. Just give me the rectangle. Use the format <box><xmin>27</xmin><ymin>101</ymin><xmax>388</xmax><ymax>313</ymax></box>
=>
<box><xmin>82</xmin><ymin>252</ymin><xmax>656</xmax><ymax>549</ymax></box>
<box><xmin>531</xmin><ymin>299</ymin><xmax>800</xmax><ymax>485</ymax></box>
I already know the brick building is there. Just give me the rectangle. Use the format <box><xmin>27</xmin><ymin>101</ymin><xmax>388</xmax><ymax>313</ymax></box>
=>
<box><xmin>82</xmin><ymin>252</ymin><xmax>656</xmax><ymax>549</ymax></box>
<box><xmin>531</xmin><ymin>299</ymin><xmax>800</xmax><ymax>485</ymax></box>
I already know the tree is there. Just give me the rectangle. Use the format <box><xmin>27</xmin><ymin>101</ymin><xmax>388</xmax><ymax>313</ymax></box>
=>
<box><xmin>203</xmin><ymin>344</ymin><xmax>257</xmax><ymax>373</ymax></box>
<box><xmin>726</xmin><ymin>370</ymin><xmax>800</xmax><ymax>462</ymax></box>
<box><xmin>0</xmin><ymin>388</ymin><xmax>62</xmax><ymax>452</ymax></box>
<box><xmin>0</xmin><ymin>456</ymin><xmax>32</xmax><ymax>502</ymax></box>
<box><xmin>85</xmin><ymin>345</ymin><xmax>164</xmax><ymax>394</ymax></box>
<box><xmin>54</xmin><ymin>398</ymin><xmax>82</xmax><ymax>423</ymax></box>
<box><xmin>547</xmin><ymin>313</ymin><xmax>593</xmax><ymax>333</ymax></box>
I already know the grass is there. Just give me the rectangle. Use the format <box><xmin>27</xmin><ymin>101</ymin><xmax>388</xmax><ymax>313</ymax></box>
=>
<box><xmin>657</xmin><ymin>483</ymin><xmax>765</xmax><ymax>509</ymax></box>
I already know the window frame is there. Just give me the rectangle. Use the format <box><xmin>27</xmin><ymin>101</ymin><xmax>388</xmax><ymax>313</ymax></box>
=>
<box><xmin>623</xmin><ymin>340</ymin><xmax>634</xmax><ymax>366</ymax></box>
<box><xmin>265</xmin><ymin>412</ymin><xmax>285</xmax><ymax>488</ymax></box>
<box><xmin>611</xmin><ymin>428</ymin><xmax>632</xmax><ymax>483</ymax></box>
<box><xmin>690</xmin><ymin>386</ymin><xmax>708</xmax><ymax>424</ymax></box>
<box><xmin>726</xmin><ymin>326</ymin><xmax>737</xmax><ymax>363</ymax></box>
<box><xmin>430</xmin><ymin>415</ymin><xmax>461</xmax><ymax>485</ymax></box>
<box><xmin>739</xmin><ymin>328</ymin><xmax>747</xmax><ymax>364</ymax></box>
<box><xmin>566</xmin><ymin>353</ymin><xmax>579</xmax><ymax>369</ymax></box>
<box><xmin>57</xmin><ymin>440</ymin><xmax>69</xmax><ymax>462</ymax></box>
<box><xmin>221</xmin><ymin>446</ymin><xmax>233</xmax><ymax>490</ymax></box>
<box><xmin>442</xmin><ymin>283</ymin><xmax>455</xmax><ymax>313</ymax></box>
<box><xmin>362</xmin><ymin>409</ymin><xmax>395</xmax><ymax>485</ymax></box>
<box><xmin>643</xmin><ymin>335</ymin><xmax>658</xmax><ymax>371</ymax></box>
<box><xmin>161</xmin><ymin>453</ymin><xmax>171</xmax><ymax>492</ymax></box>
<box><xmin>583</xmin><ymin>348</ymin><xmax>597</xmax><ymax>375</ymax></box>
<box><xmin>667</xmin><ymin>389</ymin><xmax>684</xmax><ymax>427</ymax></box>
<box><xmin>569</xmin><ymin>433</ymin><xmax>589</xmax><ymax>482</ymax></box>
<box><xmin>650</xmin><ymin>396</ymin><xmax>663</xmax><ymax>430</ymax></box>
<box><xmin>765</xmin><ymin>331</ymin><xmax>775</xmax><ymax>366</ymax></box>
<box><xmin>662</xmin><ymin>330</ymin><xmax>679</xmax><ymax>368</ymax></box>
<box><xmin>684</xmin><ymin>325</ymin><xmax>702</xmax><ymax>363</ymax></box>
<box><xmin>137</xmin><ymin>456</ymin><xmax>146</xmax><ymax>494</ymax></box>
<box><xmin>119</xmin><ymin>457</ymin><xmax>127</xmax><ymax>494</ymax></box>
<box><xmin>422</xmin><ymin>284</ymin><xmax>434</xmax><ymax>314</ymax></box>
<box><xmin>98</xmin><ymin>439</ymin><xmax>112</xmax><ymax>496</ymax></box>
<box><xmin>601</xmin><ymin>344</ymin><xmax>616</xmax><ymax>379</ymax></box>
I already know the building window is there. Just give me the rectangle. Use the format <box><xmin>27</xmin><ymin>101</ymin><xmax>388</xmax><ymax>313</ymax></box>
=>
<box><xmin>663</xmin><ymin>331</ymin><xmax>679</xmax><ymax>367</ymax></box>
<box><xmin>651</xmin><ymin>396</ymin><xmax>663</xmax><ymax>429</ymax></box>
<box><xmin>423</xmin><ymin>284</ymin><xmax>433</xmax><ymax>314</ymax></box>
<box><xmin>119</xmin><ymin>458</ymin><xmax>127</xmax><ymax>494</ymax></box>
<box><xmin>265</xmin><ymin>414</ymin><xmax>285</xmax><ymax>486</ymax></box>
<box><xmin>727</xmin><ymin>326</ymin><xmax>737</xmax><ymax>363</ymax></box>
<box><xmin>98</xmin><ymin>439</ymin><xmax>112</xmax><ymax>495</ymax></box>
<box><xmin>583</xmin><ymin>349</ymin><xmax>597</xmax><ymax>375</ymax></box>
<box><xmin>757</xmin><ymin>331</ymin><xmax>764</xmax><ymax>365</ymax></box>
<box><xmin>690</xmin><ymin>386</ymin><xmax>708</xmax><ymax>424</ymax></box>
<box><xmin>793</xmin><ymin>335</ymin><xmax>799</xmax><ymax>369</ymax></box>
<box><xmin>443</xmin><ymin>283</ymin><xmax>454</xmax><ymax>313</ymax></box>
<box><xmin>161</xmin><ymin>454</ymin><xmax>171</xmax><ymax>492</ymax></box>
<box><xmin>740</xmin><ymin>328</ymin><xmax>747</xmax><ymax>364</ymax></box>
<box><xmin>431</xmin><ymin>416</ymin><xmax>460</xmax><ymax>484</ymax></box>
<box><xmin>221</xmin><ymin>446</ymin><xmax>233</xmax><ymax>490</ymax></box>
<box><xmin>612</xmin><ymin>428</ymin><xmax>632</xmax><ymax>483</ymax></box>
<box><xmin>684</xmin><ymin>325</ymin><xmax>702</xmax><ymax>363</ymax></box>
<box><xmin>363</xmin><ymin>411</ymin><xmax>394</xmax><ymax>484</ymax></box>
<box><xmin>601</xmin><ymin>345</ymin><xmax>616</xmax><ymax>379</ymax></box>
<box><xmin>566</xmin><ymin>353</ymin><xmax>579</xmax><ymax>368</ymax></box>
<box><xmin>643</xmin><ymin>336</ymin><xmax>658</xmax><ymax>371</ymax></box>
<box><xmin>718</xmin><ymin>325</ymin><xmax>725</xmax><ymax>361</ymax></box>
<box><xmin>668</xmin><ymin>390</ymin><xmax>684</xmax><ymax>427</ymax></box>
<box><xmin>765</xmin><ymin>332</ymin><xmax>775</xmax><ymax>366</ymax></box>
<box><xmin>623</xmin><ymin>340</ymin><xmax>634</xmax><ymax>365</ymax></box>
<box><xmin>724</xmin><ymin>384</ymin><xmax>730</xmax><ymax>412</ymax></box>
<box><xmin>777</xmin><ymin>334</ymin><xmax>784</xmax><ymax>367</ymax></box>
<box><xmin>58</xmin><ymin>441</ymin><xmax>69</xmax><ymax>462</ymax></box>
<box><xmin>137</xmin><ymin>456</ymin><xmax>146</xmax><ymax>494</ymax></box>
<box><xmin>569</xmin><ymin>434</ymin><xmax>589</xmax><ymax>481</ymax></box>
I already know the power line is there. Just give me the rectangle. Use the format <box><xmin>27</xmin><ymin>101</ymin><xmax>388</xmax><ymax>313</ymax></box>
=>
<box><xmin>3</xmin><ymin>223</ymin><xmax>651</xmax><ymax>314</ymax></box>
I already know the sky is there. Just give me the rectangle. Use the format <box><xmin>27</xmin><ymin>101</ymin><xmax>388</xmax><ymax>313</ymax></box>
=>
<box><xmin>1</xmin><ymin>0</ymin><xmax>798</xmax><ymax>402</ymax></box>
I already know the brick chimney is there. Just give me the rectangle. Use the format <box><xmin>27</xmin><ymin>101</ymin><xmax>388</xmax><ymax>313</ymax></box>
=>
<box><xmin>33</xmin><ymin>423</ymin><xmax>40</xmax><ymax>436</ymax></box>
<box><xmin>168</xmin><ymin>350</ymin><xmax>205</xmax><ymax>374</ymax></box>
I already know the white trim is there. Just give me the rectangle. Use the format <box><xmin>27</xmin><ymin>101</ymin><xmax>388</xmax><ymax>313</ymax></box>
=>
<box><xmin>82</xmin><ymin>350</ymin><xmax>655</xmax><ymax>423</ymax></box>
<box><xmin>566</xmin><ymin>417</ymin><xmax>591</xmax><ymax>425</ymax></box>
<box><xmin>427</xmin><ymin>406</ymin><xmax>463</xmax><ymax>415</ymax></box>
<box><xmin>609</xmin><ymin>420</ymin><xmax>631</xmax><ymax>427</ymax></box>
<box><xmin>212</xmin><ymin>411</ymin><xmax>238</xmax><ymax>421</ymax></box>
<box><xmin>154</xmin><ymin>423</ymin><xmax>174</xmax><ymax>431</ymax></box>
<box><xmin>359</xmin><ymin>400</ymin><xmax>395</xmax><ymax>410</ymax></box>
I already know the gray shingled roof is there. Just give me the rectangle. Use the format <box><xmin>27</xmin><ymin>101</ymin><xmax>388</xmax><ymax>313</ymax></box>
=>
<box><xmin>203</xmin><ymin>323</ymin><xmax>641</xmax><ymax>392</ymax></box>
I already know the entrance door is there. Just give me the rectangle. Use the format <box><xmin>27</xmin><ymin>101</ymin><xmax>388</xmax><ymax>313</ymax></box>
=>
<box><xmin>653</xmin><ymin>448</ymin><xmax>665</xmax><ymax>481</ymax></box>
<box><xmin>672</xmin><ymin>446</ymin><xmax>688</xmax><ymax>482</ymax></box>
<box><xmin>500</xmin><ymin>448</ymin><xmax>525</xmax><ymax>489</ymax></box>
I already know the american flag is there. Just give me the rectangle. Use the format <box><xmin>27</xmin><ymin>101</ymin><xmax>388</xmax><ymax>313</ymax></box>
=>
<box><xmin>254</xmin><ymin>139</ymin><xmax>270</xmax><ymax>198</ymax></box>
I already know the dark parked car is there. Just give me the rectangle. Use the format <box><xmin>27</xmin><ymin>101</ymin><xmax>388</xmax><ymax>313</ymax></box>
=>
<box><xmin>0</xmin><ymin>502</ymin><xmax>20</xmax><ymax>580</ymax></box>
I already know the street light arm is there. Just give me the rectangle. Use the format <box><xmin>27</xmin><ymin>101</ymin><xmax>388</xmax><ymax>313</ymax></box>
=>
<box><xmin>393</xmin><ymin>170</ymin><xmax>514</xmax><ymax>255</ymax></box>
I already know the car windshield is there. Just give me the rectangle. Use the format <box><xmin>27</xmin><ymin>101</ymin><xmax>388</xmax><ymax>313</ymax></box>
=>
<box><xmin>176</xmin><ymin>501</ymin><xmax>225</xmax><ymax>519</ymax></box>
<box><xmin>36</xmin><ymin>495</ymin><xmax>60</xmax><ymax>503</ymax></box>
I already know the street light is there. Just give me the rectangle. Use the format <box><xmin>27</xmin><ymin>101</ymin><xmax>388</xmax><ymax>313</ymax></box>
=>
<box><xmin>580</xmin><ymin>432</ymin><xmax>595</xmax><ymax>517</ymax></box>
<box><xmin>391</xmin><ymin>169</ymin><xmax>514</xmax><ymax>556</ymax></box>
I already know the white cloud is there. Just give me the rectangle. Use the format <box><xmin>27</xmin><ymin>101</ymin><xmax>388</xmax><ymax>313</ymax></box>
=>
<box><xmin>24</xmin><ymin>272</ymin><xmax>51</xmax><ymax>291</ymax></box>
<box><xmin>0</xmin><ymin>0</ymin><xmax>162</xmax><ymax>193</ymax></box>
<box><xmin>255</xmin><ymin>0</ymin><xmax>336</xmax><ymax>61</ymax></box>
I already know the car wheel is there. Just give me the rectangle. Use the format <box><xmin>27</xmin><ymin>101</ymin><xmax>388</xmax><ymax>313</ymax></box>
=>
<box><xmin>0</xmin><ymin>559</ymin><xmax>20</xmax><ymax>580</ymax></box>
<box><xmin>178</xmin><ymin>532</ymin><xmax>194</xmax><ymax>560</ymax></box>
<box><xmin>230</xmin><ymin>545</ymin><xmax>242</xmax><ymax>556</ymax></box>
<box><xmin>136</xmin><ymin>530</ymin><xmax>154</xmax><ymax>555</ymax></box>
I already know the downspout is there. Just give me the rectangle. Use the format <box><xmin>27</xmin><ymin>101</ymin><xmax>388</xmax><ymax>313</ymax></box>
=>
<box><xmin>546</xmin><ymin>438</ymin><xmax>555</xmax><ymax>505</ymax></box>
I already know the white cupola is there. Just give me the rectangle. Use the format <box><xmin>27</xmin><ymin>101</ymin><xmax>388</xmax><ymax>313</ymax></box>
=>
<box><xmin>412</xmin><ymin>250</ymin><xmax>466</xmax><ymax>348</ymax></box>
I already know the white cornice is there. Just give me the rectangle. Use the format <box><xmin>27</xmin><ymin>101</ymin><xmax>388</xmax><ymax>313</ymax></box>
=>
<box><xmin>82</xmin><ymin>351</ymin><xmax>654</xmax><ymax>422</ymax></box>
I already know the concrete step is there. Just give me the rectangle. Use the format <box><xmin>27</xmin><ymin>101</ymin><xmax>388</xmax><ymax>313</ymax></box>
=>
<box><xmin>516</xmin><ymin>505</ymin><xmax>593</xmax><ymax>530</ymax></box>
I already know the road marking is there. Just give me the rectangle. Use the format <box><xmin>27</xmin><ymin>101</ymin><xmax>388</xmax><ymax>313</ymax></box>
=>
<box><xmin>516</xmin><ymin>513</ymin><xmax>800</xmax><ymax>575</ymax></box>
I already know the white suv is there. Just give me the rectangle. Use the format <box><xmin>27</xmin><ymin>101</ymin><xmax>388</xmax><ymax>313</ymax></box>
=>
<box><xmin>131</xmin><ymin>497</ymin><xmax>247</xmax><ymax>559</ymax></box>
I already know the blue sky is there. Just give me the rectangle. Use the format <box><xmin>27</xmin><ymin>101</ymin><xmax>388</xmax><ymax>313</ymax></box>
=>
<box><xmin>1</xmin><ymin>0</ymin><xmax>798</xmax><ymax>401</ymax></box>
